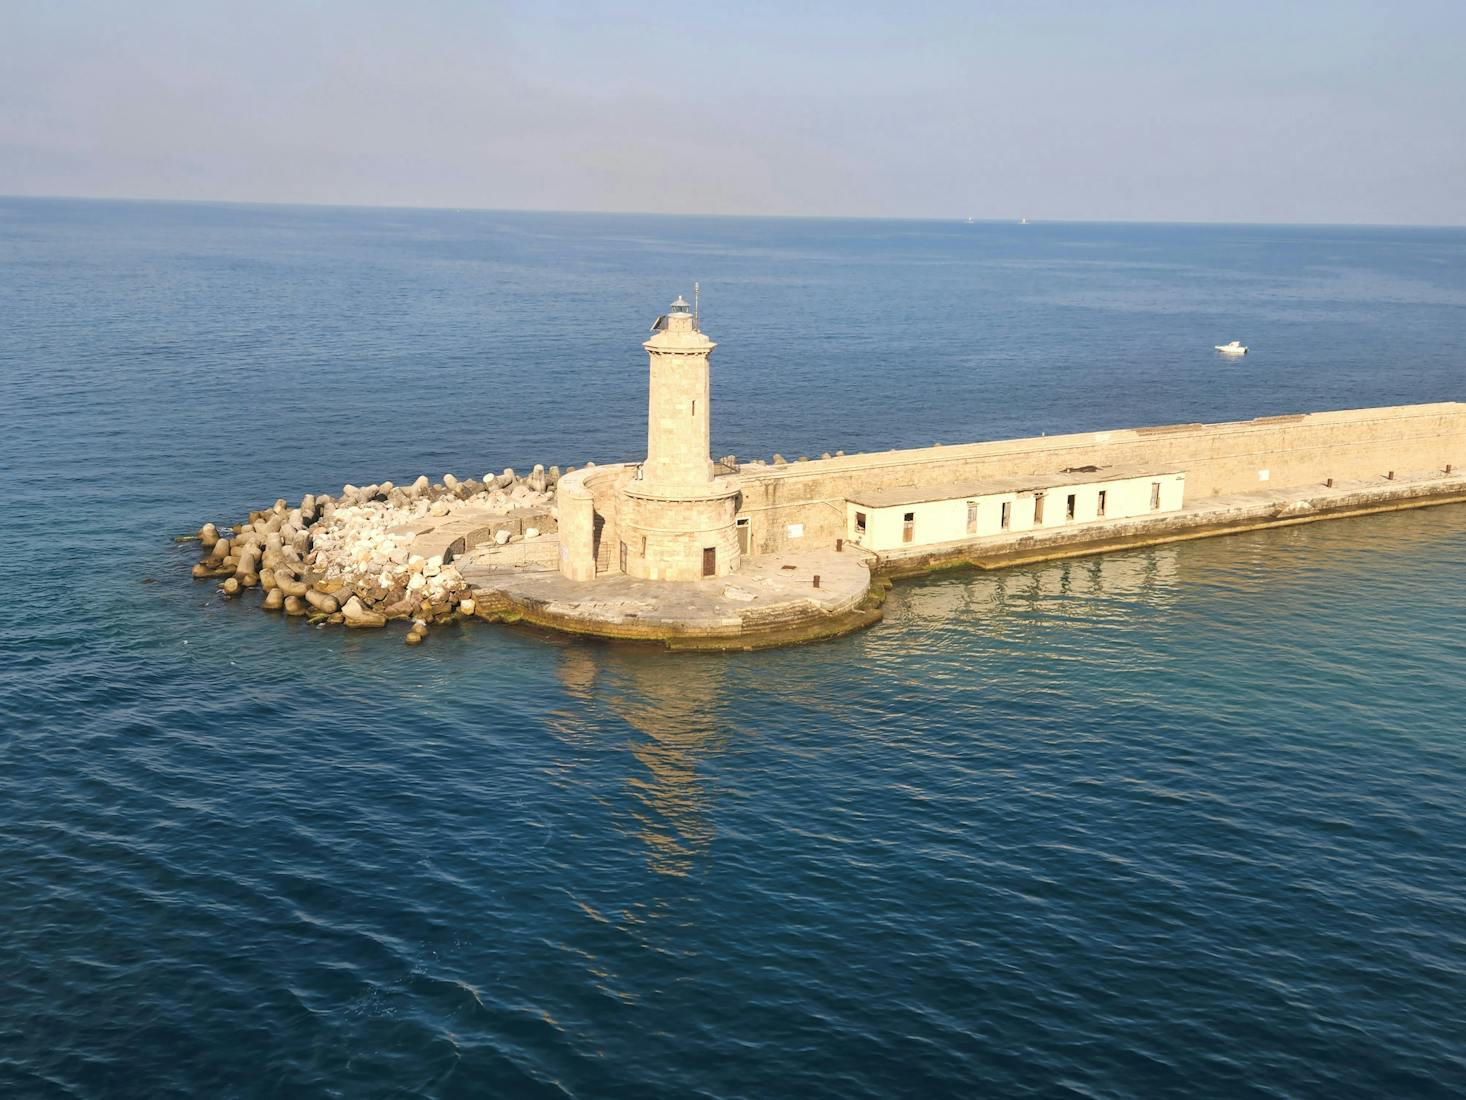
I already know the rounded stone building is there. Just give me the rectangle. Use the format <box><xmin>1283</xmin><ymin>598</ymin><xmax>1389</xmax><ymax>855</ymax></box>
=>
<box><xmin>618</xmin><ymin>296</ymin><xmax>741</xmax><ymax>581</ymax></box>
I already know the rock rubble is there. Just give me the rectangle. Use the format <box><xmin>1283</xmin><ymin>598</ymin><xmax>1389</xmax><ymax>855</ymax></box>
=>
<box><xmin>189</xmin><ymin>468</ymin><xmax>560</xmax><ymax>642</ymax></box>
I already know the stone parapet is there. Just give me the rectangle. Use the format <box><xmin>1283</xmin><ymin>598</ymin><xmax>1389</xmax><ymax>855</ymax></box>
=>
<box><xmin>557</xmin><ymin>464</ymin><xmax>631</xmax><ymax>581</ymax></box>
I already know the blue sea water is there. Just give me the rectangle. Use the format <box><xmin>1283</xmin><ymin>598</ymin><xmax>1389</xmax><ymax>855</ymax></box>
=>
<box><xmin>2</xmin><ymin>197</ymin><xmax>1466</xmax><ymax>1098</ymax></box>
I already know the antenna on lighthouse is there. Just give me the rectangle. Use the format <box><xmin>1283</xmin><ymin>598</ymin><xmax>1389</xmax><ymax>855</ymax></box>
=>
<box><xmin>693</xmin><ymin>282</ymin><xmax>700</xmax><ymax>330</ymax></box>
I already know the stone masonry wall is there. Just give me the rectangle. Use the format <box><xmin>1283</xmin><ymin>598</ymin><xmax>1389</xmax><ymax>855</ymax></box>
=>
<box><xmin>734</xmin><ymin>402</ymin><xmax>1466</xmax><ymax>556</ymax></box>
<box><xmin>557</xmin><ymin>465</ymin><xmax>632</xmax><ymax>580</ymax></box>
<box><xmin>620</xmin><ymin>488</ymin><xmax>741</xmax><ymax>580</ymax></box>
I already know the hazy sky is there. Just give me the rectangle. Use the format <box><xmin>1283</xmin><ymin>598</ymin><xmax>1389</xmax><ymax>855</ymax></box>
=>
<box><xmin>3</xmin><ymin>1</ymin><xmax>1464</xmax><ymax>224</ymax></box>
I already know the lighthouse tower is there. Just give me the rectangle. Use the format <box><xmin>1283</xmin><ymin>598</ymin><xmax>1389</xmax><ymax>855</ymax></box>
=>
<box><xmin>643</xmin><ymin>295</ymin><xmax>714</xmax><ymax>487</ymax></box>
<box><xmin>619</xmin><ymin>295</ymin><xmax>741</xmax><ymax>580</ymax></box>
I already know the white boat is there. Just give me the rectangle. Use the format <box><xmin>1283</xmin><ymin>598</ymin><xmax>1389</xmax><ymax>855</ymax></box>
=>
<box><xmin>1214</xmin><ymin>340</ymin><xmax>1248</xmax><ymax>355</ymax></box>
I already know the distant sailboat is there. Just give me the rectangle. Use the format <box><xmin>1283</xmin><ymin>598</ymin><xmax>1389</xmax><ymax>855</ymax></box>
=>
<box><xmin>1020</xmin><ymin>217</ymin><xmax>1029</xmax><ymax>225</ymax></box>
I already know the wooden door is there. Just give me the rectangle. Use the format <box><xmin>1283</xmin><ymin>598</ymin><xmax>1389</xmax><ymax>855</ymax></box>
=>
<box><xmin>702</xmin><ymin>547</ymin><xmax>716</xmax><ymax>576</ymax></box>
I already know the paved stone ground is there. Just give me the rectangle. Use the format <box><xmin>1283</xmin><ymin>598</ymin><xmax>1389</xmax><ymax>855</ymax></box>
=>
<box><xmin>457</xmin><ymin>532</ymin><xmax>559</xmax><ymax>572</ymax></box>
<box><xmin>1186</xmin><ymin>470</ymin><xmax>1466</xmax><ymax>531</ymax></box>
<box><xmin>463</xmin><ymin>548</ymin><xmax>871</xmax><ymax>630</ymax></box>
<box><xmin>402</xmin><ymin>507</ymin><xmax>556</xmax><ymax>563</ymax></box>
<box><xmin>1176</xmin><ymin>468</ymin><xmax>1465</xmax><ymax>519</ymax></box>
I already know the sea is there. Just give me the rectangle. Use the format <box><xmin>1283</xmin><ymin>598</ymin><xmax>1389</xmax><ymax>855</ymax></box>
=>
<box><xmin>2</xmin><ymin>197</ymin><xmax>1465</xmax><ymax>1098</ymax></box>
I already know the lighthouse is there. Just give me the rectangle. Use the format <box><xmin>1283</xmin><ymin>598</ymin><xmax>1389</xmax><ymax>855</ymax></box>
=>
<box><xmin>618</xmin><ymin>294</ymin><xmax>742</xmax><ymax>581</ymax></box>
<box><xmin>642</xmin><ymin>295</ymin><xmax>714</xmax><ymax>488</ymax></box>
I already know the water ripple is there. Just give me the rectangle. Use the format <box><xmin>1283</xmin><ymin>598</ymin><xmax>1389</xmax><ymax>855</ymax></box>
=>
<box><xmin>5</xmin><ymin>202</ymin><xmax>1466</xmax><ymax>1096</ymax></box>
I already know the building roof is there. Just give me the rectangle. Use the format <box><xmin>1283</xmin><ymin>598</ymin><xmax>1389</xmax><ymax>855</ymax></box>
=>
<box><xmin>845</xmin><ymin>465</ymin><xmax>1184</xmax><ymax>509</ymax></box>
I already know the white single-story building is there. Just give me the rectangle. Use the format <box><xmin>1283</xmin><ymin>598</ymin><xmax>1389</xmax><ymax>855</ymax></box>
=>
<box><xmin>845</xmin><ymin>467</ymin><xmax>1187</xmax><ymax>553</ymax></box>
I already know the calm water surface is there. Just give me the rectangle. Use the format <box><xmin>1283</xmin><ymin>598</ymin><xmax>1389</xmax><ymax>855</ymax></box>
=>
<box><xmin>2</xmin><ymin>199</ymin><xmax>1465</xmax><ymax>1097</ymax></box>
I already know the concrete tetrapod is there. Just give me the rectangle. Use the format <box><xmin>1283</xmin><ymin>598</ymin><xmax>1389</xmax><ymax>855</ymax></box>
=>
<box><xmin>341</xmin><ymin>596</ymin><xmax>387</xmax><ymax>629</ymax></box>
<box><xmin>304</xmin><ymin>589</ymin><xmax>338</xmax><ymax>614</ymax></box>
<box><xmin>190</xmin><ymin>462</ymin><xmax>559</xmax><ymax>634</ymax></box>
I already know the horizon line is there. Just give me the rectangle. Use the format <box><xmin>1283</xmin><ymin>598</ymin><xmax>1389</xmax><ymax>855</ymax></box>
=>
<box><xmin>3</xmin><ymin>190</ymin><xmax>1464</xmax><ymax>233</ymax></box>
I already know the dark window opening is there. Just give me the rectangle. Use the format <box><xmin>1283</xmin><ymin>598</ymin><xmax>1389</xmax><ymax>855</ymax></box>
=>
<box><xmin>1097</xmin><ymin>490</ymin><xmax>1107</xmax><ymax>517</ymax></box>
<box><xmin>855</xmin><ymin>511</ymin><xmax>867</xmax><ymax>535</ymax></box>
<box><xmin>1150</xmin><ymin>482</ymin><xmax>1162</xmax><ymax>510</ymax></box>
<box><xmin>1001</xmin><ymin>502</ymin><xmax>1011</xmax><ymax>530</ymax></box>
<box><xmin>1033</xmin><ymin>492</ymin><xmax>1046</xmax><ymax>524</ymax></box>
<box><xmin>902</xmin><ymin>512</ymin><xmax>915</xmax><ymax>544</ymax></box>
<box><xmin>1066</xmin><ymin>494</ymin><xmax>1077</xmax><ymax>521</ymax></box>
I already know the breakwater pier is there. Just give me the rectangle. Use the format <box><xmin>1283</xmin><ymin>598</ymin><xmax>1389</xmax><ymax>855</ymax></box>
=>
<box><xmin>188</xmin><ymin>297</ymin><xmax>1466</xmax><ymax>648</ymax></box>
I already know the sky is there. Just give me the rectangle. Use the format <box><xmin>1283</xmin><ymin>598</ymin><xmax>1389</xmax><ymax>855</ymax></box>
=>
<box><xmin>2</xmin><ymin>0</ymin><xmax>1464</xmax><ymax>225</ymax></box>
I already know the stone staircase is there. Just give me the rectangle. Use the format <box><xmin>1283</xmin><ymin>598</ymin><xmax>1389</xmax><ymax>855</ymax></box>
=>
<box><xmin>594</xmin><ymin>528</ymin><xmax>614</xmax><ymax>574</ymax></box>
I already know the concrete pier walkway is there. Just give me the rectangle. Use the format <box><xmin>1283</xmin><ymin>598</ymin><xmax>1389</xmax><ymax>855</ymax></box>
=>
<box><xmin>451</xmin><ymin>468</ymin><xmax>1465</xmax><ymax>651</ymax></box>
<box><xmin>463</xmin><ymin>548</ymin><xmax>876</xmax><ymax>648</ymax></box>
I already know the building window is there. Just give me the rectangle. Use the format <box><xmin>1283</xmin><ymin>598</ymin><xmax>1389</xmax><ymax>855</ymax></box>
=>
<box><xmin>1097</xmin><ymin>490</ymin><xmax>1107</xmax><ymax>517</ymax></box>
<box><xmin>1066</xmin><ymin>493</ymin><xmax>1077</xmax><ymax>521</ymax></box>
<box><xmin>641</xmin><ymin>536</ymin><xmax>647</xmax><ymax>555</ymax></box>
<box><xmin>1033</xmin><ymin>492</ymin><xmax>1045</xmax><ymax>525</ymax></box>
<box><xmin>966</xmin><ymin>501</ymin><xmax>978</xmax><ymax>535</ymax></box>
<box><xmin>855</xmin><ymin>511</ymin><xmax>867</xmax><ymax>535</ymax></box>
<box><xmin>1150</xmin><ymin>482</ymin><xmax>1161</xmax><ymax>510</ymax></box>
<box><xmin>619</xmin><ymin>541</ymin><xmax>628</xmax><ymax>572</ymax></box>
<box><xmin>691</xmin><ymin>399</ymin><xmax>697</xmax><ymax>417</ymax></box>
<box><xmin>1001</xmin><ymin>502</ymin><xmax>1011</xmax><ymax>530</ymax></box>
<box><xmin>903</xmin><ymin>512</ymin><xmax>915</xmax><ymax>544</ymax></box>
